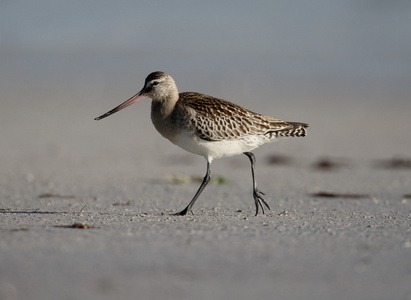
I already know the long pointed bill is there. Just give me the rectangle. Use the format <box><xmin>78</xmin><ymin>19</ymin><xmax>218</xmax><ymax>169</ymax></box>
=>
<box><xmin>94</xmin><ymin>91</ymin><xmax>146</xmax><ymax>120</ymax></box>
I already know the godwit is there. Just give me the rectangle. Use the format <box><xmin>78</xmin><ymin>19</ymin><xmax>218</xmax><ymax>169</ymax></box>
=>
<box><xmin>95</xmin><ymin>71</ymin><xmax>308</xmax><ymax>216</ymax></box>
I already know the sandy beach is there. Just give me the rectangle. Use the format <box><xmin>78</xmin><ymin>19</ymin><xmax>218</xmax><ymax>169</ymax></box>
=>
<box><xmin>1</xmin><ymin>85</ymin><xmax>410</xmax><ymax>300</ymax></box>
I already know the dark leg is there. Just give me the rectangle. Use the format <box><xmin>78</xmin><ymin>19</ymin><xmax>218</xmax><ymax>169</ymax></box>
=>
<box><xmin>173</xmin><ymin>161</ymin><xmax>211</xmax><ymax>216</ymax></box>
<box><xmin>244</xmin><ymin>152</ymin><xmax>271</xmax><ymax>216</ymax></box>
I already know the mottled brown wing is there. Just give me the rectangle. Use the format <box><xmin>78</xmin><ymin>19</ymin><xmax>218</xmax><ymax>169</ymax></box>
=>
<box><xmin>179</xmin><ymin>92</ymin><xmax>294</xmax><ymax>141</ymax></box>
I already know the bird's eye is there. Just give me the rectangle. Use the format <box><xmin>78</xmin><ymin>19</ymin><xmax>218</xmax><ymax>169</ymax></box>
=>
<box><xmin>152</xmin><ymin>81</ymin><xmax>159</xmax><ymax>86</ymax></box>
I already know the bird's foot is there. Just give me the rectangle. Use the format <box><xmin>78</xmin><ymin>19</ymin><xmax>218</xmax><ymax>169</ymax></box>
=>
<box><xmin>253</xmin><ymin>189</ymin><xmax>271</xmax><ymax>216</ymax></box>
<box><xmin>171</xmin><ymin>206</ymin><xmax>193</xmax><ymax>216</ymax></box>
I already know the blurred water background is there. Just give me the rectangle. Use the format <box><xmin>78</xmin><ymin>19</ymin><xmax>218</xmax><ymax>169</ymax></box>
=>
<box><xmin>1</xmin><ymin>0</ymin><xmax>410</xmax><ymax>168</ymax></box>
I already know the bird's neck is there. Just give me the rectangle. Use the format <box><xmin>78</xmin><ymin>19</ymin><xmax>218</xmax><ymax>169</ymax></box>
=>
<box><xmin>150</xmin><ymin>90</ymin><xmax>181</xmax><ymax>142</ymax></box>
<box><xmin>151</xmin><ymin>90</ymin><xmax>179</xmax><ymax>119</ymax></box>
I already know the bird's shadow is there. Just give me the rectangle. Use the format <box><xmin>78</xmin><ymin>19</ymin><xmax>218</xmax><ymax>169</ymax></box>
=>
<box><xmin>0</xmin><ymin>209</ymin><xmax>61</xmax><ymax>214</ymax></box>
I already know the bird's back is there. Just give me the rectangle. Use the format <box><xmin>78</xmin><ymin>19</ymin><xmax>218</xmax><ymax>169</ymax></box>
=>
<box><xmin>178</xmin><ymin>92</ymin><xmax>308</xmax><ymax>142</ymax></box>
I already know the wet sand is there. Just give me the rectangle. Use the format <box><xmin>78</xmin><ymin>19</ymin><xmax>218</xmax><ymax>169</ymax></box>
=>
<box><xmin>1</xmin><ymin>87</ymin><xmax>411</xmax><ymax>300</ymax></box>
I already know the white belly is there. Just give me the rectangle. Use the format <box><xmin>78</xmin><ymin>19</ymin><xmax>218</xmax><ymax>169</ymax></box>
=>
<box><xmin>172</xmin><ymin>130</ymin><xmax>277</xmax><ymax>162</ymax></box>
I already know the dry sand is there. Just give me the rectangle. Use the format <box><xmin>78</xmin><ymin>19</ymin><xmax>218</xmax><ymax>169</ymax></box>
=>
<box><xmin>1</xmin><ymin>87</ymin><xmax>411</xmax><ymax>300</ymax></box>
